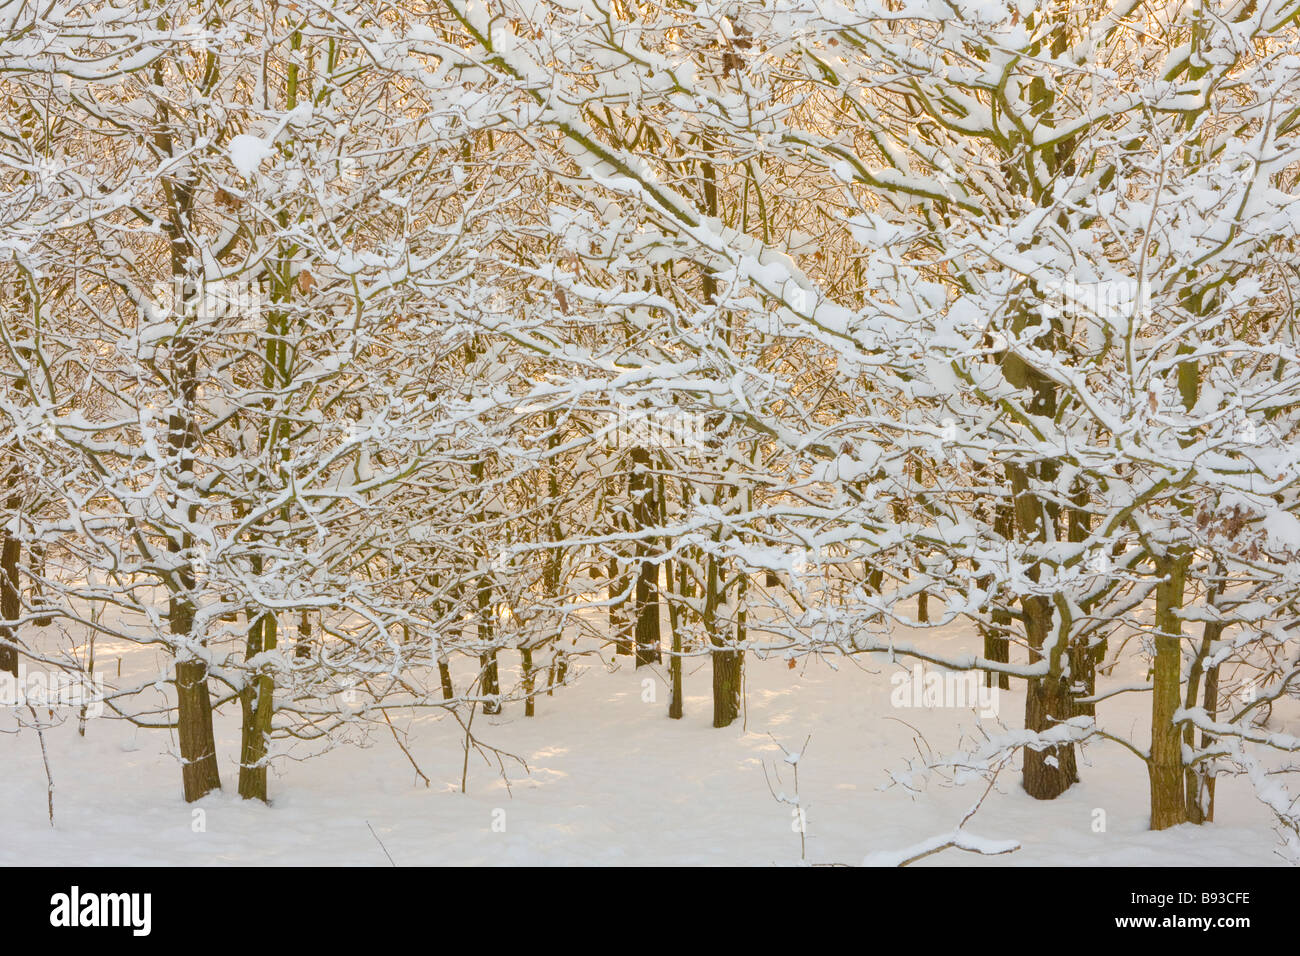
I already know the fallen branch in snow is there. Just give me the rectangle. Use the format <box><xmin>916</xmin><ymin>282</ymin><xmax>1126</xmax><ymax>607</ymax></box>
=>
<box><xmin>366</xmin><ymin>821</ymin><xmax>396</xmax><ymax>866</ymax></box>
<box><xmin>863</xmin><ymin>757</ymin><xmax>1018</xmax><ymax>866</ymax></box>
<box><xmin>863</xmin><ymin>828</ymin><xmax>1021</xmax><ymax>867</ymax></box>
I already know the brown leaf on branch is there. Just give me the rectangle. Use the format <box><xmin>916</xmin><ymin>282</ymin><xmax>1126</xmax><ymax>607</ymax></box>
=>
<box><xmin>214</xmin><ymin>186</ymin><xmax>242</xmax><ymax>210</ymax></box>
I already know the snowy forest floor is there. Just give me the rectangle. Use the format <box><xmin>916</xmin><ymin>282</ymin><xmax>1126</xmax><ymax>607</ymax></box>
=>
<box><xmin>0</xmin><ymin>621</ymin><xmax>1289</xmax><ymax>866</ymax></box>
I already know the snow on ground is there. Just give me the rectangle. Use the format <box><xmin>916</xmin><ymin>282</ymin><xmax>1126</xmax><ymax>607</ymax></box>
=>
<box><xmin>0</xmin><ymin>620</ymin><xmax>1287</xmax><ymax>866</ymax></box>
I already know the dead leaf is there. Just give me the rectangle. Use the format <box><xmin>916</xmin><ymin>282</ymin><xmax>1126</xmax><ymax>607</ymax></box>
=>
<box><xmin>214</xmin><ymin>185</ymin><xmax>241</xmax><ymax>210</ymax></box>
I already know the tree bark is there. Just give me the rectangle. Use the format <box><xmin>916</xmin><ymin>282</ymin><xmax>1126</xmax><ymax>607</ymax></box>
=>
<box><xmin>522</xmin><ymin>645</ymin><xmax>536</xmax><ymax>717</ymax></box>
<box><xmin>629</xmin><ymin>448</ymin><xmax>662</xmax><ymax>666</ymax></box>
<box><xmin>30</xmin><ymin>543</ymin><xmax>51</xmax><ymax>628</ymax></box>
<box><xmin>1149</xmin><ymin>551</ymin><xmax>1189</xmax><ymax>829</ymax></box>
<box><xmin>173</xmin><ymin>586</ymin><xmax>221</xmax><ymax>802</ymax></box>
<box><xmin>477</xmin><ymin>569</ymin><xmax>500</xmax><ymax>714</ymax></box>
<box><xmin>712</xmin><ymin>646</ymin><xmax>742</xmax><ymax>729</ymax></box>
<box><xmin>980</xmin><ymin>506</ymin><xmax>1012</xmax><ymax>690</ymax></box>
<box><xmin>609</xmin><ymin>555</ymin><xmax>632</xmax><ymax>656</ymax></box>
<box><xmin>705</xmin><ymin>553</ymin><xmax>741</xmax><ymax>728</ymax></box>
<box><xmin>0</xmin><ymin>522</ymin><xmax>19</xmax><ymax>677</ymax></box>
<box><xmin>1008</xmin><ymin>464</ymin><xmax>1078</xmax><ymax>799</ymax></box>
<box><xmin>294</xmin><ymin>608</ymin><xmax>311</xmax><ymax>660</ymax></box>
<box><xmin>1201</xmin><ymin>662</ymin><xmax>1220</xmax><ymax>822</ymax></box>
<box><xmin>238</xmin><ymin>610</ymin><xmax>276</xmax><ymax>801</ymax></box>
<box><xmin>439</xmin><ymin>657</ymin><xmax>455</xmax><ymax>701</ymax></box>
<box><xmin>478</xmin><ymin>652</ymin><xmax>501</xmax><ymax>715</ymax></box>
<box><xmin>168</xmin><ymin>372</ymin><xmax>221</xmax><ymax>802</ymax></box>
<box><xmin>666</xmin><ymin>552</ymin><xmax>686</xmax><ymax>720</ymax></box>
<box><xmin>1183</xmin><ymin>572</ymin><xmax>1224</xmax><ymax>825</ymax></box>
<box><xmin>1021</xmin><ymin>594</ymin><xmax>1078</xmax><ymax>798</ymax></box>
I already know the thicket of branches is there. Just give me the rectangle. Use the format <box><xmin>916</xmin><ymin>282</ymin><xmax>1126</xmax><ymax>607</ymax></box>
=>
<box><xmin>3</xmin><ymin>0</ymin><xmax>1300</xmax><ymax>856</ymax></box>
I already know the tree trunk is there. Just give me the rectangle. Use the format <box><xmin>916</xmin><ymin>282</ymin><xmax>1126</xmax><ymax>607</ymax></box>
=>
<box><xmin>0</xmin><ymin>524</ymin><xmax>19</xmax><ymax>677</ymax></box>
<box><xmin>981</xmin><ymin>502</ymin><xmax>1012</xmax><ymax>690</ymax></box>
<box><xmin>914</xmin><ymin>464</ymin><xmax>929</xmax><ymax>623</ymax></box>
<box><xmin>1183</xmin><ymin>584</ymin><xmax>1224</xmax><ymax>825</ymax></box>
<box><xmin>1201</xmin><ymin>662</ymin><xmax>1220</xmax><ymax>822</ymax></box>
<box><xmin>1021</xmin><ymin>595</ymin><xmax>1078</xmax><ymax>798</ymax></box>
<box><xmin>981</xmin><ymin>614</ymin><xmax>1011</xmax><ymax>690</ymax></box>
<box><xmin>1149</xmin><ymin>551</ymin><xmax>1189</xmax><ymax>829</ymax></box>
<box><xmin>238</xmin><ymin>610</ymin><xmax>277</xmax><ymax>802</ymax></box>
<box><xmin>1066</xmin><ymin>480</ymin><xmax>1097</xmax><ymax>715</ymax></box>
<box><xmin>477</xmin><ymin>572</ymin><xmax>500</xmax><ymax>715</ymax></box>
<box><xmin>712</xmin><ymin>646</ymin><xmax>742</xmax><ymax>729</ymax></box>
<box><xmin>634</xmin><ymin>562</ymin><xmax>662</xmax><ymax>666</ymax></box>
<box><xmin>438</xmin><ymin>657</ymin><xmax>455</xmax><ymax>701</ymax></box>
<box><xmin>522</xmin><ymin>646</ymin><xmax>536</xmax><ymax>717</ymax></box>
<box><xmin>666</xmin><ymin>553</ymin><xmax>684</xmax><ymax>719</ymax></box>
<box><xmin>705</xmin><ymin>554</ymin><xmax>741</xmax><ymax>728</ymax></box>
<box><xmin>609</xmin><ymin>555</ymin><xmax>632</xmax><ymax>656</ymax></box>
<box><xmin>1007</xmin><ymin>464</ymin><xmax>1077</xmax><ymax>799</ymax></box>
<box><xmin>173</xmin><ymin>591</ymin><xmax>221</xmax><ymax>802</ymax></box>
<box><xmin>1068</xmin><ymin>638</ymin><xmax>1098</xmax><ymax>718</ymax></box>
<box><xmin>30</xmin><ymin>544</ymin><xmax>51</xmax><ymax>628</ymax></box>
<box><xmin>294</xmin><ymin>608</ymin><xmax>311</xmax><ymax>660</ymax></box>
<box><xmin>668</xmin><ymin>621</ymin><xmax>684</xmax><ymax>720</ymax></box>
<box><xmin>479</xmin><ymin>652</ymin><xmax>501</xmax><ymax>715</ymax></box>
<box><xmin>169</xmin><ymin>401</ymin><xmax>221</xmax><ymax>803</ymax></box>
<box><xmin>629</xmin><ymin>448</ymin><xmax>661</xmax><ymax>666</ymax></box>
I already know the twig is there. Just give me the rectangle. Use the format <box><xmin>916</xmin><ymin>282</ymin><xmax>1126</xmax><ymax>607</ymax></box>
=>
<box><xmin>27</xmin><ymin>705</ymin><xmax>55</xmax><ymax>827</ymax></box>
<box><xmin>368</xmin><ymin>680</ymin><xmax>431</xmax><ymax>787</ymax></box>
<box><xmin>460</xmin><ymin>701</ymin><xmax>476</xmax><ymax>794</ymax></box>
<box><xmin>366</xmin><ymin>821</ymin><xmax>396</xmax><ymax>866</ymax></box>
<box><xmin>446</xmin><ymin>701</ymin><xmax>529</xmax><ymax>796</ymax></box>
<box><xmin>763</xmin><ymin>733</ymin><xmax>812</xmax><ymax>862</ymax></box>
